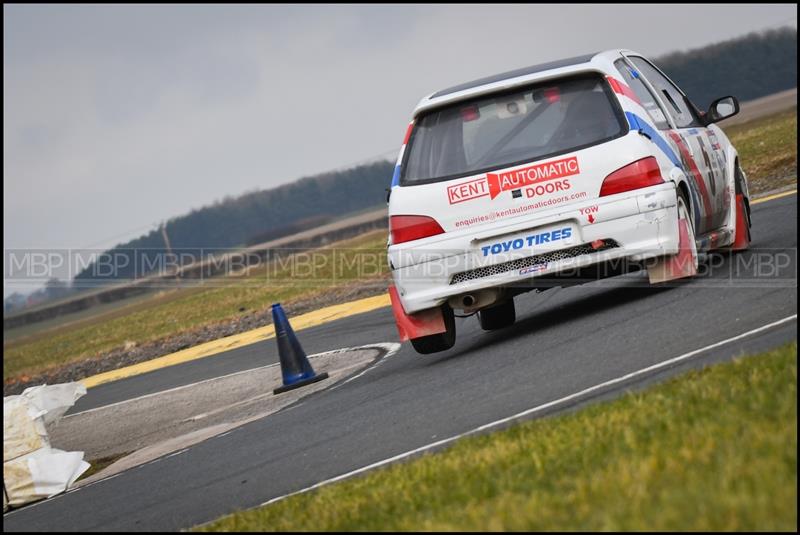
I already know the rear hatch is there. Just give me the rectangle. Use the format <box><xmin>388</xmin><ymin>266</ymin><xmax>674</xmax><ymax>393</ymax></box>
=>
<box><xmin>393</xmin><ymin>72</ymin><xmax>631</xmax><ymax>235</ymax></box>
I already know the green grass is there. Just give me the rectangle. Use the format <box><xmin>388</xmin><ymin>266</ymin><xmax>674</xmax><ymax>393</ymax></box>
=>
<box><xmin>3</xmin><ymin>287</ymin><xmax>212</xmax><ymax>347</ymax></box>
<box><xmin>3</xmin><ymin>230</ymin><xmax>390</xmax><ymax>381</ymax></box>
<box><xmin>196</xmin><ymin>343</ymin><xmax>797</xmax><ymax>532</ymax></box>
<box><xmin>724</xmin><ymin>108</ymin><xmax>797</xmax><ymax>194</ymax></box>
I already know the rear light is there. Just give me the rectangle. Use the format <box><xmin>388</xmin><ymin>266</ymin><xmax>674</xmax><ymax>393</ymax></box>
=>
<box><xmin>390</xmin><ymin>215</ymin><xmax>445</xmax><ymax>244</ymax></box>
<box><xmin>599</xmin><ymin>157</ymin><xmax>664</xmax><ymax>197</ymax></box>
<box><xmin>544</xmin><ymin>87</ymin><xmax>560</xmax><ymax>103</ymax></box>
<box><xmin>461</xmin><ymin>105</ymin><xmax>480</xmax><ymax>122</ymax></box>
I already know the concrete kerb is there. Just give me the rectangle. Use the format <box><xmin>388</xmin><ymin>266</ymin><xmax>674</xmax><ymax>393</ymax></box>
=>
<box><xmin>48</xmin><ymin>343</ymin><xmax>400</xmax><ymax>488</ymax></box>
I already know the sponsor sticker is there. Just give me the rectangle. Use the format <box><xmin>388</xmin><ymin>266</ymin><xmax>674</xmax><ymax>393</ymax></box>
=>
<box><xmin>447</xmin><ymin>156</ymin><xmax>580</xmax><ymax>204</ymax></box>
<box><xmin>523</xmin><ymin>178</ymin><xmax>572</xmax><ymax>199</ymax></box>
<box><xmin>520</xmin><ymin>263</ymin><xmax>548</xmax><ymax>276</ymax></box>
<box><xmin>708</xmin><ymin>131</ymin><xmax>721</xmax><ymax>150</ymax></box>
<box><xmin>447</xmin><ymin>177</ymin><xmax>490</xmax><ymax>204</ymax></box>
<box><xmin>480</xmin><ymin>227</ymin><xmax>573</xmax><ymax>257</ymax></box>
<box><xmin>486</xmin><ymin>156</ymin><xmax>580</xmax><ymax>199</ymax></box>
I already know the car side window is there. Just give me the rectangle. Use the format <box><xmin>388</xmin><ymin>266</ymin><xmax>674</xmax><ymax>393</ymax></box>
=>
<box><xmin>628</xmin><ymin>57</ymin><xmax>703</xmax><ymax>129</ymax></box>
<box><xmin>613</xmin><ymin>58</ymin><xmax>670</xmax><ymax>129</ymax></box>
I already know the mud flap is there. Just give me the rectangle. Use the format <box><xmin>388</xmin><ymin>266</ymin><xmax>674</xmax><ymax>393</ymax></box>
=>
<box><xmin>731</xmin><ymin>193</ymin><xmax>751</xmax><ymax>250</ymax></box>
<box><xmin>648</xmin><ymin>218</ymin><xmax>698</xmax><ymax>284</ymax></box>
<box><xmin>388</xmin><ymin>285</ymin><xmax>446</xmax><ymax>342</ymax></box>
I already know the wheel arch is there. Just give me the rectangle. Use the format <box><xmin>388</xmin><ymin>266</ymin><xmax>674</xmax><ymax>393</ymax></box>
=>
<box><xmin>667</xmin><ymin>166</ymin><xmax>696</xmax><ymax>229</ymax></box>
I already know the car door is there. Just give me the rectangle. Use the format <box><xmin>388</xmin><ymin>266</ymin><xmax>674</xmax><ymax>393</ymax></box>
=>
<box><xmin>624</xmin><ymin>55</ymin><xmax>728</xmax><ymax>234</ymax></box>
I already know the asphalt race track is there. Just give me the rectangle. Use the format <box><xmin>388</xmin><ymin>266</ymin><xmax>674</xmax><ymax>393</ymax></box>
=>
<box><xmin>4</xmin><ymin>194</ymin><xmax>797</xmax><ymax>532</ymax></box>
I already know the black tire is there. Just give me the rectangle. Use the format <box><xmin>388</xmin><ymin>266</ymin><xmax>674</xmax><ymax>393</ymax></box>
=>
<box><xmin>478</xmin><ymin>299</ymin><xmax>516</xmax><ymax>331</ymax></box>
<box><xmin>734</xmin><ymin>164</ymin><xmax>752</xmax><ymax>239</ymax></box>
<box><xmin>677</xmin><ymin>188</ymin><xmax>693</xmax><ymax>234</ymax></box>
<box><xmin>410</xmin><ymin>304</ymin><xmax>456</xmax><ymax>354</ymax></box>
<box><xmin>676</xmin><ymin>188</ymin><xmax>699</xmax><ymax>271</ymax></box>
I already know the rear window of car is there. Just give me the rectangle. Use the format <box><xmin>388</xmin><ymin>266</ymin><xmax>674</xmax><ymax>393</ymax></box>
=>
<box><xmin>401</xmin><ymin>73</ymin><xmax>626</xmax><ymax>185</ymax></box>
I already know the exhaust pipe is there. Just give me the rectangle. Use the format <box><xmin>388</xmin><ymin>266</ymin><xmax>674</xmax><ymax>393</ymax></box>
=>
<box><xmin>449</xmin><ymin>289</ymin><xmax>502</xmax><ymax>313</ymax></box>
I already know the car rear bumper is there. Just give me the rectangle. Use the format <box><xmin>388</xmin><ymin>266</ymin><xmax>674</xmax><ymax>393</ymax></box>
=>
<box><xmin>389</xmin><ymin>183</ymin><xmax>680</xmax><ymax>314</ymax></box>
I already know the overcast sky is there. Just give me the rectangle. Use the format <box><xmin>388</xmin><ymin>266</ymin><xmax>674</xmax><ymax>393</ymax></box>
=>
<box><xmin>3</xmin><ymin>4</ymin><xmax>797</xmax><ymax>289</ymax></box>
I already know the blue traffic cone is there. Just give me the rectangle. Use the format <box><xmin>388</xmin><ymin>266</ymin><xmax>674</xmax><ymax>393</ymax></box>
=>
<box><xmin>271</xmin><ymin>303</ymin><xmax>329</xmax><ymax>394</ymax></box>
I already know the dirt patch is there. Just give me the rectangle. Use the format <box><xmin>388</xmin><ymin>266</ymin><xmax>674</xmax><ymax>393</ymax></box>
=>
<box><xmin>748</xmin><ymin>173</ymin><xmax>797</xmax><ymax>197</ymax></box>
<box><xmin>75</xmin><ymin>451</ymin><xmax>133</xmax><ymax>483</ymax></box>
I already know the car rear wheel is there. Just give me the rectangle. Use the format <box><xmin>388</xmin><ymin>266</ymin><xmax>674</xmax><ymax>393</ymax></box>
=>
<box><xmin>410</xmin><ymin>304</ymin><xmax>456</xmax><ymax>354</ymax></box>
<box><xmin>649</xmin><ymin>189</ymin><xmax>699</xmax><ymax>284</ymax></box>
<box><xmin>733</xmin><ymin>163</ymin><xmax>752</xmax><ymax>246</ymax></box>
<box><xmin>677</xmin><ymin>190</ymin><xmax>699</xmax><ymax>272</ymax></box>
<box><xmin>478</xmin><ymin>299</ymin><xmax>516</xmax><ymax>331</ymax></box>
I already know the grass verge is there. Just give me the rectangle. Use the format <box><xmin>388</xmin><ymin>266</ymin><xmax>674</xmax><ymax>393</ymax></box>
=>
<box><xmin>196</xmin><ymin>342</ymin><xmax>797</xmax><ymax>531</ymax></box>
<box><xmin>724</xmin><ymin>108</ymin><xmax>797</xmax><ymax>194</ymax></box>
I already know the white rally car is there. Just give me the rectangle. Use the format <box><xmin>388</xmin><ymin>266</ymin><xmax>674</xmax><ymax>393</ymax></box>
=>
<box><xmin>387</xmin><ymin>49</ymin><xmax>752</xmax><ymax>354</ymax></box>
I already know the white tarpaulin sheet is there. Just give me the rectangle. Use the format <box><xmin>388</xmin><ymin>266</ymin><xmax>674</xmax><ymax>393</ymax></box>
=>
<box><xmin>3</xmin><ymin>382</ymin><xmax>90</xmax><ymax>509</ymax></box>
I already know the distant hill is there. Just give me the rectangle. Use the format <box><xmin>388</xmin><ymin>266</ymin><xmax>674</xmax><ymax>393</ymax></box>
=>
<box><xmin>72</xmin><ymin>26</ymin><xmax>797</xmax><ymax>286</ymax></box>
<box><xmin>655</xmin><ymin>26</ymin><xmax>797</xmax><ymax>110</ymax></box>
<box><xmin>74</xmin><ymin>160</ymin><xmax>394</xmax><ymax>284</ymax></box>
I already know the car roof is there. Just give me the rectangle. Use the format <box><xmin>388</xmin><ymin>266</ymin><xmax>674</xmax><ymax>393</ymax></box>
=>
<box><xmin>430</xmin><ymin>52</ymin><xmax>599</xmax><ymax>99</ymax></box>
<box><xmin>413</xmin><ymin>49</ymin><xmax>635</xmax><ymax>116</ymax></box>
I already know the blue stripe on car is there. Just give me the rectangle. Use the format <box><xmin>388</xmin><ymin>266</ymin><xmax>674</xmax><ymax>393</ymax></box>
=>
<box><xmin>625</xmin><ymin>112</ymin><xmax>682</xmax><ymax>168</ymax></box>
<box><xmin>625</xmin><ymin>112</ymin><xmax>702</xmax><ymax>224</ymax></box>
